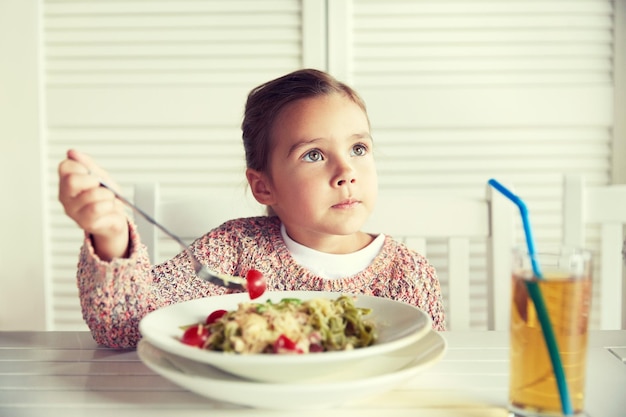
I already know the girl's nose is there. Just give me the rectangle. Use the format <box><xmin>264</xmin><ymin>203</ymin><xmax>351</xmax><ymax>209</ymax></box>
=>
<box><xmin>337</xmin><ymin>177</ymin><xmax>356</xmax><ymax>186</ymax></box>
<box><xmin>333</xmin><ymin>160</ymin><xmax>357</xmax><ymax>187</ymax></box>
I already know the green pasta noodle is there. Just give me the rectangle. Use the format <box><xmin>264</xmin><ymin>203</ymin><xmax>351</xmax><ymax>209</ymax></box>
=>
<box><xmin>202</xmin><ymin>295</ymin><xmax>377</xmax><ymax>354</ymax></box>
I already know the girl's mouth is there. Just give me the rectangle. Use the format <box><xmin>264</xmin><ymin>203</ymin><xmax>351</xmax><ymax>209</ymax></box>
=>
<box><xmin>332</xmin><ymin>199</ymin><xmax>360</xmax><ymax>209</ymax></box>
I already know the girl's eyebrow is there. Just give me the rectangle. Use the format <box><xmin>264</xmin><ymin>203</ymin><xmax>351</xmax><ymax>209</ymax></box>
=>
<box><xmin>287</xmin><ymin>132</ymin><xmax>372</xmax><ymax>157</ymax></box>
<box><xmin>353</xmin><ymin>132</ymin><xmax>373</xmax><ymax>142</ymax></box>
<box><xmin>287</xmin><ymin>138</ymin><xmax>323</xmax><ymax>157</ymax></box>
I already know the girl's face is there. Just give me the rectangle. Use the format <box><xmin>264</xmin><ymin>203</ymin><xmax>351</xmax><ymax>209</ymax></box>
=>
<box><xmin>248</xmin><ymin>92</ymin><xmax>378</xmax><ymax>253</ymax></box>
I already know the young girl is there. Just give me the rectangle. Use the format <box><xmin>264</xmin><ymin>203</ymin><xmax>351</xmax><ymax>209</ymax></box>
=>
<box><xmin>58</xmin><ymin>69</ymin><xmax>445</xmax><ymax>348</ymax></box>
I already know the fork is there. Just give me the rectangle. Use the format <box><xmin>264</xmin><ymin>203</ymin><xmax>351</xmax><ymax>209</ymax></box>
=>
<box><xmin>98</xmin><ymin>179</ymin><xmax>247</xmax><ymax>291</ymax></box>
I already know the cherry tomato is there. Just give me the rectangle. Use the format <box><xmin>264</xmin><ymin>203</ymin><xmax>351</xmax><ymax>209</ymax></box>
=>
<box><xmin>180</xmin><ymin>324</ymin><xmax>209</xmax><ymax>347</ymax></box>
<box><xmin>206</xmin><ymin>309</ymin><xmax>227</xmax><ymax>325</ymax></box>
<box><xmin>309</xmin><ymin>343</ymin><xmax>324</xmax><ymax>353</ymax></box>
<box><xmin>273</xmin><ymin>334</ymin><xmax>303</xmax><ymax>354</ymax></box>
<box><xmin>245</xmin><ymin>269</ymin><xmax>266</xmax><ymax>300</ymax></box>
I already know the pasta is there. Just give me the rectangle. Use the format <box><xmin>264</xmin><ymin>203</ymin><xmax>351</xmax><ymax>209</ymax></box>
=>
<box><xmin>184</xmin><ymin>296</ymin><xmax>377</xmax><ymax>354</ymax></box>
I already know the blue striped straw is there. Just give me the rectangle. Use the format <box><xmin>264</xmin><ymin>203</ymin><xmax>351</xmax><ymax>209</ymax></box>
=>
<box><xmin>488</xmin><ymin>178</ymin><xmax>573</xmax><ymax>416</ymax></box>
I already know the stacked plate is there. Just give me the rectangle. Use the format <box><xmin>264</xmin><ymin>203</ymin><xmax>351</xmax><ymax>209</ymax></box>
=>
<box><xmin>138</xmin><ymin>291</ymin><xmax>447</xmax><ymax>409</ymax></box>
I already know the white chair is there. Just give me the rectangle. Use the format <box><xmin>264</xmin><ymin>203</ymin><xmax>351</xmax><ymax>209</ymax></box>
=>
<box><xmin>133</xmin><ymin>183</ymin><xmax>264</xmax><ymax>264</ymax></box>
<box><xmin>135</xmin><ymin>181</ymin><xmax>516</xmax><ymax>331</ymax></box>
<box><xmin>363</xmin><ymin>184</ymin><xmax>515</xmax><ymax>331</ymax></box>
<box><xmin>563</xmin><ymin>175</ymin><xmax>626</xmax><ymax>329</ymax></box>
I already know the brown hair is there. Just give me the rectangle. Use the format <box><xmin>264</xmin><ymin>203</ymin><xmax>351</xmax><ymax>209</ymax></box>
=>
<box><xmin>241</xmin><ymin>68</ymin><xmax>368</xmax><ymax>173</ymax></box>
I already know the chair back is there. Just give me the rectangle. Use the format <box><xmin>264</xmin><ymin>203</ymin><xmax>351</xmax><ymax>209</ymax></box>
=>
<box><xmin>563</xmin><ymin>175</ymin><xmax>626</xmax><ymax>329</ymax></box>
<box><xmin>363</xmin><ymin>184</ymin><xmax>515</xmax><ymax>330</ymax></box>
<box><xmin>133</xmin><ymin>183</ymin><xmax>263</xmax><ymax>263</ymax></box>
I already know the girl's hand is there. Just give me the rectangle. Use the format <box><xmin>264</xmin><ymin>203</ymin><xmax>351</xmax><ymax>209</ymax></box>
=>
<box><xmin>58</xmin><ymin>149</ymin><xmax>130</xmax><ymax>261</ymax></box>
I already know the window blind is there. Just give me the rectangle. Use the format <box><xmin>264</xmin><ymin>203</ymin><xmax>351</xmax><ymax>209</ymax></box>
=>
<box><xmin>40</xmin><ymin>0</ymin><xmax>619</xmax><ymax>331</ymax></box>
<box><xmin>43</xmin><ymin>0</ymin><xmax>310</xmax><ymax>330</ymax></box>
<box><xmin>331</xmin><ymin>0</ymin><xmax>616</xmax><ymax>329</ymax></box>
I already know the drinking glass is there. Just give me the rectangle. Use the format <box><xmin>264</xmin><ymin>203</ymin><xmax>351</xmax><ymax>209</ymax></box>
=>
<box><xmin>509</xmin><ymin>247</ymin><xmax>592</xmax><ymax>417</ymax></box>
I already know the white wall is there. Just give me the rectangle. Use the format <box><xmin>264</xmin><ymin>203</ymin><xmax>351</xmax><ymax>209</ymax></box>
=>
<box><xmin>0</xmin><ymin>0</ymin><xmax>47</xmax><ymax>329</ymax></box>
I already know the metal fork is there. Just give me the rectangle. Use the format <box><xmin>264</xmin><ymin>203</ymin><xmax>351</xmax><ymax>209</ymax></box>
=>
<box><xmin>98</xmin><ymin>180</ymin><xmax>246</xmax><ymax>291</ymax></box>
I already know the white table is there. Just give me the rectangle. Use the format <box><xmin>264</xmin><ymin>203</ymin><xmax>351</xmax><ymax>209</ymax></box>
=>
<box><xmin>1</xmin><ymin>330</ymin><xmax>624</xmax><ymax>417</ymax></box>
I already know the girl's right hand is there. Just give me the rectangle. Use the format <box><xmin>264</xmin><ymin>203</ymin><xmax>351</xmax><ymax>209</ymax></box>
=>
<box><xmin>58</xmin><ymin>149</ymin><xmax>130</xmax><ymax>261</ymax></box>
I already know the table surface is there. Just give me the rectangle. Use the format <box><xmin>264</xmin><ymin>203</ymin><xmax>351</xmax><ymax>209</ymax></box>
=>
<box><xmin>1</xmin><ymin>330</ymin><xmax>625</xmax><ymax>417</ymax></box>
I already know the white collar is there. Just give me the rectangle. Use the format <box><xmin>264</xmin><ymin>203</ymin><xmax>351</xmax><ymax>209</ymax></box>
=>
<box><xmin>280</xmin><ymin>223</ymin><xmax>385</xmax><ymax>279</ymax></box>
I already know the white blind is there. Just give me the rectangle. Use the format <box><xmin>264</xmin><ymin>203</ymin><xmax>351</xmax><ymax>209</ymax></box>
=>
<box><xmin>334</xmin><ymin>0</ymin><xmax>616</xmax><ymax>329</ymax></box>
<box><xmin>43</xmin><ymin>0</ymin><xmax>309</xmax><ymax>330</ymax></box>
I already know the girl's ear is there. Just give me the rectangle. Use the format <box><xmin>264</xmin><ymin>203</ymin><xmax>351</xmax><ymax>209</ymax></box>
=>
<box><xmin>246</xmin><ymin>168</ymin><xmax>275</xmax><ymax>206</ymax></box>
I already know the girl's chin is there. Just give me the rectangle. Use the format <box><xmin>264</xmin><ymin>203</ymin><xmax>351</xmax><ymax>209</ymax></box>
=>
<box><xmin>327</xmin><ymin>218</ymin><xmax>370</xmax><ymax>237</ymax></box>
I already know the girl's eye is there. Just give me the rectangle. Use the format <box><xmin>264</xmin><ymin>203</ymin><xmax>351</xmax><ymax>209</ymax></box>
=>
<box><xmin>302</xmin><ymin>149</ymin><xmax>323</xmax><ymax>162</ymax></box>
<box><xmin>351</xmin><ymin>144</ymin><xmax>368</xmax><ymax>156</ymax></box>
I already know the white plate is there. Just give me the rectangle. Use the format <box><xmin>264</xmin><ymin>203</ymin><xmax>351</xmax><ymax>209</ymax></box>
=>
<box><xmin>139</xmin><ymin>291</ymin><xmax>432</xmax><ymax>382</ymax></box>
<box><xmin>138</xmin><ymin>329</ymin><xmax>447</xmax><ymax>410</ymax></box>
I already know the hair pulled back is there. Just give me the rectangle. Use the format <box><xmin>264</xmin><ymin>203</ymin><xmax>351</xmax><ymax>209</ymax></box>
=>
<box><xmin>241</xmin><ymin>69</ymin><xmax>368</xmax><ymax>173</ymax></box>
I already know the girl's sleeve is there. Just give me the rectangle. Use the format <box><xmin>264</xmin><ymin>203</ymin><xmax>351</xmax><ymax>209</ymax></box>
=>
<box><xmin>394</xmin><ymin>252</ymin><xmax>446</xmax><ymax>332</ymax></box>
<box><xmin>415</xmin><ymin>258</ymin><xmax>446</xmax><ymax>331</ymax></box>
<box><xmin>76</xmin><ymin>219</ymin><xmax>244</xmax><ymax>348</ymax></box>
<box><xmin>76</xmin><ymin>220</ymin><xmax>156</xmax><ymax>348</ymax></box>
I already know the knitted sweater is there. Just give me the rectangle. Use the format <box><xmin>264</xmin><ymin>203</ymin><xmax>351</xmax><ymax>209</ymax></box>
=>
<box><xmin>77</xmin><ymin>216</ymin><xmax>446</xmax><ymax>348</ymax></box>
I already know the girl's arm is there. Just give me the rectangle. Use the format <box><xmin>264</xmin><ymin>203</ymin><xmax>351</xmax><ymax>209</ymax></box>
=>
<box><xmin>417</xmin><ymin>259</ymin><xmax>446</xmax><ymax>331</ymax></box>
<box><xmin>77</xmin><ymin>220</ymin><xmax>155</xmax><ymax>348</ymax></box>
<box><xmin>76</xmin><ymin>219</ymin><xmax>244</xmax><ymax>348</ymax></box>
<box><xmin>394</xmin><ymin>250</ymin><xmax>446</xmax><ymax>332</ymax></box>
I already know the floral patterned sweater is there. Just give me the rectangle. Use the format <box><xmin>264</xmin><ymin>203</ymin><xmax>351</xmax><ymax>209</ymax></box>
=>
<box><xmin>77</xmin><ymin>216</ymin><xmax>446</xmax><ymax>348</ymax></box>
